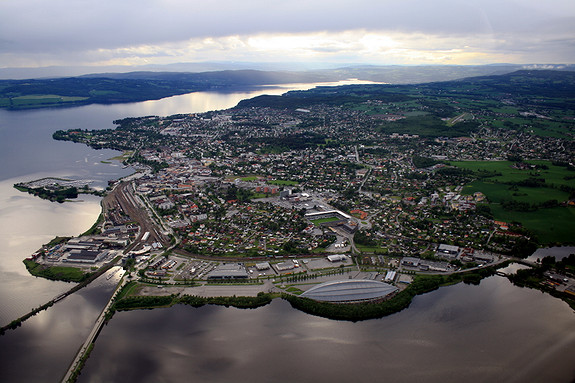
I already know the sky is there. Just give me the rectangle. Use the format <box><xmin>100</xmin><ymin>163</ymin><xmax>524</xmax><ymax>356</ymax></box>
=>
<box><xmin>1</xmin><ymin>0</ymin><xmax>574</xmax><ymax>71</ymax></box>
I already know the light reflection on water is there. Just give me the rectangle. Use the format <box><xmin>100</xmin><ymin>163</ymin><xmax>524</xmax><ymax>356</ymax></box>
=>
<box><xmin>497</xmin><ymin>262</ymin><xmax>531</xmax><ymax>274</ymax></box>
<box><xmin>80</xmin><ymin>276</ymin><xmax>575</xmax><ymax>383</ymax></box>
<box><xmin>0</xmin><ymin>267</ymin><xmax>122</xmax><ymax>383</ymax></box>
<box><xmin>527</xmin><ymin>247</ymin><xmax>575</xmax><ymax>263</ymax></box>
<box><xmin>0</xmin><ymin>177</ymin><xmax>105</xmax><ymax>325</ymax></box>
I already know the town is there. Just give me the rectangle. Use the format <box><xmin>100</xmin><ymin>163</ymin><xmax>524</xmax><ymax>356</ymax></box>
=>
<box><xmin>28</xmin><ymin>75</ymin><xmax>575</xmax><ymax>303</ymax></box>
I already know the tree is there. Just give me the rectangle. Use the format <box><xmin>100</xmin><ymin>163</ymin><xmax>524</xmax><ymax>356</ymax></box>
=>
<box><xmin>123</xmin><ymin>257</ymin><xmax>136</xmax><ymax>271</ymax></box>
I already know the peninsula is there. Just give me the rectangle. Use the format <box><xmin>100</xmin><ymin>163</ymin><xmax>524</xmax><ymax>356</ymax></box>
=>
<box><xmin>23</xmin><ymin>70</ymin><xmax>575</xmax><ymax>322</ymax></box>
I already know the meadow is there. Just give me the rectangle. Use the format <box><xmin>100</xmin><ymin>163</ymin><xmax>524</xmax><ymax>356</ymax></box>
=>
<box><xmin>453</xmin><ymin>160</ymin><xmax>575</xmax><ymax>244</ymax></box>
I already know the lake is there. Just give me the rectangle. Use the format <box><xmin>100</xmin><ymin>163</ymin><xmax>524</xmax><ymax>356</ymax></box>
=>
<box><xmin>0</xmin><ymin>267</ymin><xmax>124</xmax><ymax>382</ymax></box>
<box><xmin>0</xmin><ymin>82</ymin><xmax>574</xmax><ymax>382</ymax></box>
<box><xmin>79</xmin><ymin>276</ymin><xmax>575</xmax><ymax>383</ymax></box>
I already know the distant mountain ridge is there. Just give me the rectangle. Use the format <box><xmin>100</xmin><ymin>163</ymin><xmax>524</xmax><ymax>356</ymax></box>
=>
<box><xmin>236</xmin><ymin>69</ymin><xmax>575</xmax><ymax>109</ymax></box>
<box><xmin>1</xmin><ymin>66</ymin><xmax>573</xmax><ymax>110</ymax></box>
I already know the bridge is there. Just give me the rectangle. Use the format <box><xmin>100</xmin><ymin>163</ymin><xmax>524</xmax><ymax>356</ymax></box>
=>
<box><xmin>61</xmin><ymin>273</ymin><xmax>127</xmax><ymax>383</ymax></box>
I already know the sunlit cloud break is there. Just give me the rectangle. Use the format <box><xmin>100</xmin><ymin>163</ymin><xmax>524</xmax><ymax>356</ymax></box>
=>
<box><xmin>1</xmin><ymin>0</ymin><xmax>574</xmax><ymax>69</ymax></box>
<box><xmin>78</xmin><ymin>30</ymin><xmax>531</xmax><ymax>68</ymax></box>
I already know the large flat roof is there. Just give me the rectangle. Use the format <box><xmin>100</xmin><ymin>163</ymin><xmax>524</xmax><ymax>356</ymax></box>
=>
<box><xmin>305</xmin><ymin>210</ymin><xmax>351</xmax><ymax>220</ymax></box>
<box><xmin>301</xmin><ymin>279</ymin><xmax>398</xmax><ymax>302</ymax></box>
<box><xmin>207</xmin><ymin>263</ymin><xmax>249</xmax><ymax>279</ymax></box>
<box><xmin>438</xmin><ymin>244</ymin><xmax>459</xmax><ymax>252</ymax></box>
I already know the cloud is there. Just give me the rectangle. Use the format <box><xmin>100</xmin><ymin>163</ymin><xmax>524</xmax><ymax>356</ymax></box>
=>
<box><xmin>1</xmin><ymin>0</ymin><xmax>574</xmax><ymax>68</ymax></box>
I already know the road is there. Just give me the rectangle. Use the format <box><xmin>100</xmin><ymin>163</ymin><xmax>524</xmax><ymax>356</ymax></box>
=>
<box><xmin>61</xmin><ymin>272</ymin><xmax>127</xmax><ymax>383</ymax></box>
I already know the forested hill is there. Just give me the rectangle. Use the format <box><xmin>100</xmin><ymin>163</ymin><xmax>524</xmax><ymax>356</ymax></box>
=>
<box><xmin>2</xmin><ymin>67</ymin><xmax>574</xmax><ymax>110</ymax></box>
<box><xmin>236</xmin><ymin>70</ymin><xmax>575</xmax><ymax>110</ymax></box>
<box><xmin>424</xmin><ymin>70</ymin><xmax>575</xmax><ymax>98</ymax></box>
<box><xmin>0</xmin><ymin>70</ymin><xmax>333</xmax><ymax>110</ymax></box>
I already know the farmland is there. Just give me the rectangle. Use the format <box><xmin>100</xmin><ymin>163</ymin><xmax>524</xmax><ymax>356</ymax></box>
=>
<box><xmin>454</xmin><ymin>160</ymin><xmax>575</xmax><ymax>243</ymax></box>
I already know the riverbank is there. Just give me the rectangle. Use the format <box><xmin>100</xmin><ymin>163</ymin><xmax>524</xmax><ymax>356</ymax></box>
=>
<box><xmin>508</xmin><ymin>255</ymin><xmax>575</xmax><ymax>310</ymax></box>
<box><xmin>108</xmin><ymin>264</ymin><xmax>503</xmax><ymax>322</ymax></box>
<box><xmin>23</xmin><ymin>259</ymin><xmax>94</xmax><ymax>282</ymax></box>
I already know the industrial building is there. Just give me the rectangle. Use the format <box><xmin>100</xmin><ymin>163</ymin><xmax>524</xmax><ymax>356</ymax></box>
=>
<box><xmin>61</xmin><ymin>237</ymin><xmax>111</xmax><ymax>263</ymax></box>
<box><xmin>64</xmin><ymin>249</ymin><xmax>109</xmax><ymax>263</ymax></box>
<box><xmin>384</xmin><ymin>270</ymin><xmax>397</xmax><ymax>282</ymax></box>
<box><xmin>301</xmin><ymin>279</ymin><xmax>398</xmax><ymax>303</ymax></box>
<box><xmin>207</xmin><ymin>263</ymin><xmax>249</xmax><ymax>280</ymax></box>
<box><xmin>275</xmin><ymin>261</ymin><xmax>295</xmax><ymax>272</ymax></box>
<box><xmin>474</xmin><ymin>252</ymin><xmax>495</xmax><ymax>263</ymax></box>
<box><xmin>437</xmin><ymin>244</ymin><xmax>460</xmax><ymax>258</ymax></box>
<box><xmin>255</xmin><ymin>262</ymin><xmax>271</xmax><ymax>271</ymax></box>
<box><xmin>327</xmin><ymin>254</ymin><xmax>347</xmax><ymax>262</ymax></box>
<box><xmin>401</xmin><ymin>257</ymin><xmax>420</xmax><ymax>267</ymax></box>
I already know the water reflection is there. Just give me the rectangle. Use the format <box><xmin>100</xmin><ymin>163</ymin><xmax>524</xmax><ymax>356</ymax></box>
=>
<box><xmin>0</xmin><ymin>177</ymin><xmax>105</xmax><ymax>325</ymax></box>
<box><xmin>0</xmin><ymin>80</ymin><xmax>375</xmax><ymax>324</ymax></box>
<box><xmin>527</xmin><ymin>247</ymin><xmax>575</xmax><ymax>263</ymax></box>
<box><xmin>0</xmin><ymin>267</ymin><xmax>122</xmax><ymax>382</ymax></box>
<box><xmin>1</xmin><ymin>83</ymin><xmax>573</xmax><ymax>382</ymax></box>
<box><xmin>80</xmin><ymin>277</ymin><xmax>575</xmax><ymax>383</ymax></box>
<box><xmin>497</xmin><ymin>262</ymin><xmax>531</xmax><ymax>274</ymax></box>
<box><xmin>68</xmin><ymin>80</ymin><xmax>381</xmax><ymax>118</ymax></box>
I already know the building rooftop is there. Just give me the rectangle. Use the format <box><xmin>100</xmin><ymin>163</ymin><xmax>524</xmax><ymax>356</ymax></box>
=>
<box><xmin>207</xmin><ymin>263</ymin><xmax>249</xmax><ymax>279</ymax></box>
<box><xmin>301</xmin><ymin>279</ymin><xmax>398</xmax><ymax>303</ymax></box>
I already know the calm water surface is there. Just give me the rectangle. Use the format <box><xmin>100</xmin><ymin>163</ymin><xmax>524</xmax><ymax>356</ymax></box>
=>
<box><xmin>528</xmin><ymin>247</ymin><xmax>575</xmax><ymax>263</ymax></box>
<box><xmin>80</xmin><ymin>277</ymin><xmax>575</xmax><ymax>383</ymax></box>
<box><xmin>0</xmin><ymin>267</ymin><xmax>124</xmax><ymax>382</ymax></box>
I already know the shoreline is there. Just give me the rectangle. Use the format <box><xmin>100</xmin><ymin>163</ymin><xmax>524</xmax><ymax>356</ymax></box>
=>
<box><xmin>109</xmin><ymin>264</ymin><xmax>504</xmax><ymax>322</ymax></box>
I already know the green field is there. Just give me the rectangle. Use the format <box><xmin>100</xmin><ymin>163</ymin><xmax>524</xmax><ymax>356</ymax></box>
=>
<box><xmin>110</xmin><ymin>150</ymin><xmax>134</xmax><ymax>161</ymax></box>
<box><xmin>311</xmin><ymin>217</ymin><xmax>341</xmax><ymax>225</ymax></box>
<box><xmin>462</xmin><ymin>181</ymin><xmax>569</xmax><ymax>204</ymax></box>
<box><xmin>356</xmin><ymin>245</ymin><xmax>388</xmax><ymax>253</ymax></box>
<box><xmin>453</xmin><ymin>160</ymin><xmax>575</xmax><ymax>244</ymax></box>
<box><xmin>269</xmin><ymin>179</ymin><xmax>299</xmax><ymax>186</ymax></box>
<box><xmin>490</xmin><ymin>205</ymin><xmax>575</xmax><ymax>244</ymax></box>
<box><xmin>2</xmin><ymin>95</ymin><xmax>89</xmax><ymax>109</ymax></box>
<box><xmin>23</xmin><ymin>260</ymin><xmax>90</xmax><ymax>282</ymax></box>
<box><xmin>453</xmin><ymin>160</ymin><xmax>575</xmax><ymax>188</ymax></box>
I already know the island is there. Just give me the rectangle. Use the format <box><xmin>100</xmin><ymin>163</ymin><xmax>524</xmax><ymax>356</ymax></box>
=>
<box><xmin>14</xmin><ymin>177</ymin><xmax>104</xmax><ymax>203</ymax></box>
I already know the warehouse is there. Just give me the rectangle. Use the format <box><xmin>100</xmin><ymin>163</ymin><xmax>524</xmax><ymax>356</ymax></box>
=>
<box><xmin>437</xmin><ymin>244</ymin><xmax>459</xmax><ymax>258</ymax></box>
<box><xmin>255</xmin><ymin>262</ymin><xmax>271</xmax><ymax>271</ymax></box>
<box><xmin>327</xmin><ymin>254</ymin><xmax>347</xmax><ymax>262</ymax></box>
<box><xmin>275</xmin><ymin>261</ymin><xmax>295</xmax><ymax>272</ymax></box>
<box><xmin>64</xmin><ymin>249</ymin><xmax>108</xmax><ymax>263</ymax></box>
<box><xmin>207</xmin><ymin>263</ymin><xmax>249</xmax><ymax>280</ymax></box>
<box><xmin>401</xmin><ymin>257</ymin><xmax>420</xmax><ymax>267</ymax></box>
